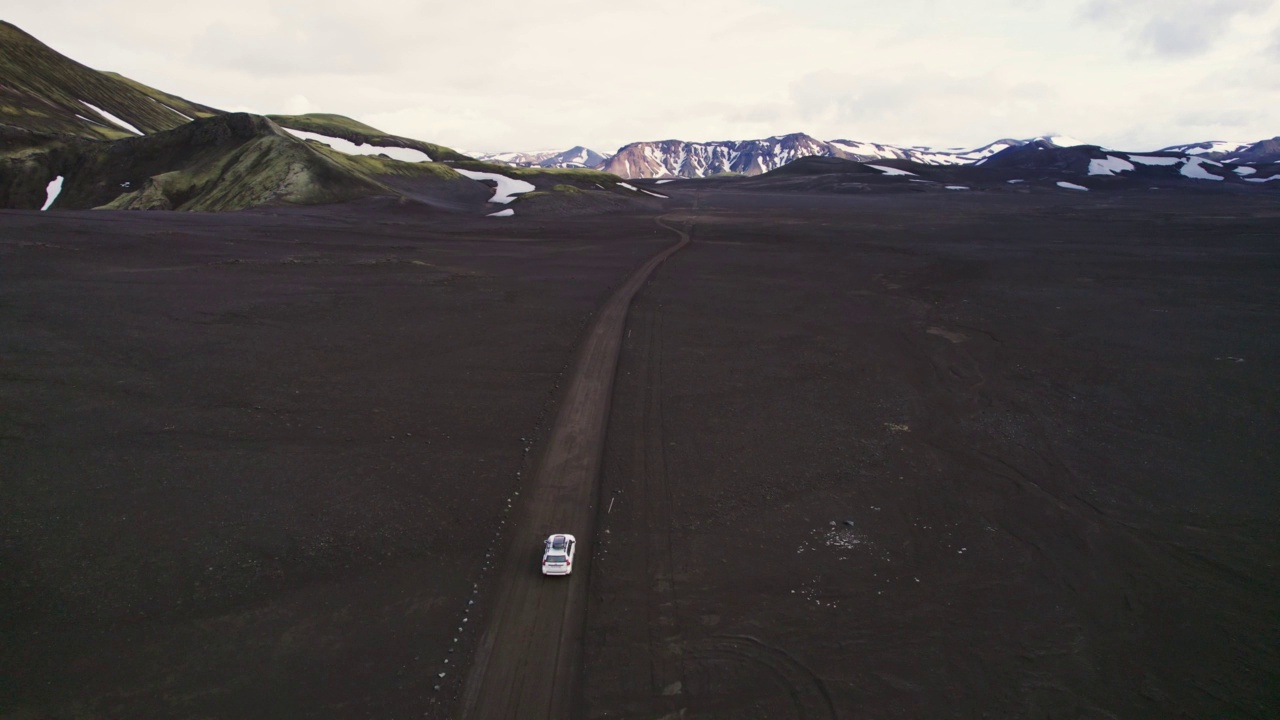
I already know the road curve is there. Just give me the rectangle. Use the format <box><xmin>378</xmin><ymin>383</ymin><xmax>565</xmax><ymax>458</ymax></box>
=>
<box><xmin>459</xmin><ymin>217</ymin><xmax>691</xmax><ymax>720</ymax></box>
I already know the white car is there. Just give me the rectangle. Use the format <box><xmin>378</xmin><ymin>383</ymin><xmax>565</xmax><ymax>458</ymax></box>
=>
<box><xmin>542</xmin><ymin>534</ymin><xmax>576</xmax><ymax>576</ymax></box>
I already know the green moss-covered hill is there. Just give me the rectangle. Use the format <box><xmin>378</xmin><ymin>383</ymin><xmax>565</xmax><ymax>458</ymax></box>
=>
<box><xmin>0</xmin><ymin>21</ymin><xmax>645</xmax><ymax>212</ymax></box>
<box><xmin>0</xmin><ymin>21</ymin><xmax>221</xmax><ymax>139</ymax></box>
<box><xmin>269</xmin><ymin>113</ymin><xmax>472</xmax><ymax>164</ymax></box>
<box><xmin>2</xmin><ymin>113</ymin><xmax>492</xmax><ymax>211</ymax></box>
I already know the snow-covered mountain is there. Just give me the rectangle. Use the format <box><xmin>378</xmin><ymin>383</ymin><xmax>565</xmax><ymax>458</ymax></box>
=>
<box><xmin>1218</xmin><ymin>137</ymin><xmax>1280</xmax><ymax>164</ymax></box>
<box><xmin>598</xmin><ymin>133</ymin><xmax>1094</xmax><ymax>178</ymax></box>
<box><xmin>475</xmin><ymin>133</ymin><xmax>1280</xmax><ymax>180</ymax></box>
<box><xmin>738</xmin><ymin>142</ymin><xmax>1280</xmax><ymax>195</ymax></box>
<box><xmin>1156</xmin><ymin>140</ymin><xmax>1253</xmax><ymax>158</ymax></box>
<box><xmin>601</xmin><ymin>133</ymin><xmax>839</xmax><ymax>178</ymax></box>
<box><xmin>472</xmin><ymin>146</ymin><xmax>610</xmax><ymax>169</ymax></box>
<box><xmin>1150</xmin><ymin>138</ymin><xmax>1280</xmax><ymax>164</ymax></box>
<box><xmin>975</xmin><ymin>141</ymin><xmax>1280</xmax><ymax>185</ymax></box>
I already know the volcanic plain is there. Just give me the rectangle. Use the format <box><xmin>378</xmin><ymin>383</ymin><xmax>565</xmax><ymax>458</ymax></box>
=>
<box><xmin>2</xmin><ymin>186</ymin><xmax>1278</xmax><ymax>719</ymax></box>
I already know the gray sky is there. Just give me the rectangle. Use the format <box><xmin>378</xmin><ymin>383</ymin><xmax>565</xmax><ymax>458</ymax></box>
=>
<box><xmin>7</xmin><ymin>0</ymin><xmax>1279</xmax><ymax>153</ymax></box>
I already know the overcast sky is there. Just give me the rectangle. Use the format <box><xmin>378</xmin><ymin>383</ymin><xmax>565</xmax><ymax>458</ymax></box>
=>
<box><xmin>6</xmin><ymin>0</ymin><xmax>1279</xmax><ymax>153</ymax></box>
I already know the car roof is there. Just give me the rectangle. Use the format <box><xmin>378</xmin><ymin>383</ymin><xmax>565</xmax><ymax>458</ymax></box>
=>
<box><xmin>546</xmin><ymin>534</ymin><xmax>575</xmax><ymax>548</ymax></box>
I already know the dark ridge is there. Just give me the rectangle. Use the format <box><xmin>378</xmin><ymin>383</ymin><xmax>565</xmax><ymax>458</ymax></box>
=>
<box><xmin>268</xmin><ymin>113</ymin><xmax>472</xmax><ymax>163</ymax></box>
<box><xmin>1232</xmin><ymin>137</ymin><xmax>1280</xmax><ymax>164</ymax></box>
<box><xmin>977</xmin><ymin>140</ymin><xmax>1101</xmax><ymax>172</ymax></box>
<box><xmin>762</xmin><ymin>155</ymin><xmax>875</xmax><ymax>176</ymax></box>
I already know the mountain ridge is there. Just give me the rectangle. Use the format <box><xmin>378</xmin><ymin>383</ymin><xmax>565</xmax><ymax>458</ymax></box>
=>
<box><xmin>482</xmin><ymin>133</ymin><xmax>1280</xmax><ymax>179</ymax></box>
<box><xmin>1</xmin><ymin>19</ymin><xmax>1275</xmax><ymax>208</ymax></box>
<box><xmin>471</xmin><ymin>146</ymin><xmax>610</xmax><ymax>169</ymax></box>
<box><xmin>701</xmin><ymin>141</ymin><xmax>1280</xmax><ymax>194</ymax></box>
<box><xmin>595</xmin><ymin>133</ymin><xmax>1099</xmax><ymax>179</ymax></box>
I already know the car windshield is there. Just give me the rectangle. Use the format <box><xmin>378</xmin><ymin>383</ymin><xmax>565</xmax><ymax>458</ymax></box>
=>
<box><xmin>551</xmin><ymin>537</ymin><xmax>567</xmax><ymax>550</ymax></box>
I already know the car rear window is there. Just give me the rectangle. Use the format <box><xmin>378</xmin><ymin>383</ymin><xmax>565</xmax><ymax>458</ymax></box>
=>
<box><xmin>546</xmin><ymin>555</ymin><xmax>567</xmax><ymax>564</ymax></box>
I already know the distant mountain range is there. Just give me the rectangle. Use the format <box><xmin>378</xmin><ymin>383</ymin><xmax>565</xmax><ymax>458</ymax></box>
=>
<box><xmin>1</xmin><ymin>19</ymin><xmax>1275</xmax><ymax>212</ymax></box>
<box><xmin>680</xmin><ymin>140</ymin><xmax>1280</xmax><ymax>194</ymax></box>
<box><xmin>597</xmin><ymin>133</ymin><xmax>1084</xmax><ymax>178</ymax></box>
<box><xmin>471</xmin><ymin>146</ymin><xmax>609</xmax><ymax>169</ymax></box>
<box><xmin>479</xmin><ymin>133</ymin><xmax>1280</xmax><ymax>179</ymax></box>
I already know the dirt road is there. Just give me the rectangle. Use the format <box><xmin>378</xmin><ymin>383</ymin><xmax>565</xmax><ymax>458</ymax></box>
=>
<box><xmin>459</xmin><ymin>218</ymin><xmax>691</xmax><ymax>720</ymax></box>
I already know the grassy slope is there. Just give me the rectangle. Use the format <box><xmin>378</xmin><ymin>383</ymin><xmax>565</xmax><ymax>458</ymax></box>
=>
<box><xmin>102</xmin><ymin>133</ymin><xmax>386</xmax><ymax>211</ymax></box>
<box><xmin>0</xmin><ymin>125</ymin><xmax>88</xmax><ymax>208</ymax></box>
<box><xmin>85</xmin><ymin>114</ymin><xmax>422</xmax><ymax>211</ymax></box>
<box><xmin>451</xmin><ymin>159</ymin><xmax>627</xmax><ymax>191</ymax></box>
<box><xmin>269</xmin><ymin>113</ymin><xmax>473</xmax><ymax>163</ymax></box>
<box><xmin>0</xmin><ymin>112</ymin><xmax>490</xmax><ymax>212</ymax></box>
<box><xmin>0</xmin><ymin>114</ymin><xmax>389</xmax><ymax>211</ymax></box>
<box><xmin>312</xmin><ymin>147</ymin><xmax>463</xmax><ymax>181</ymax></box>
<box><xmin>0</xmin><ymin>21</ymin><xmax>607</xmax><ymax>212</ymax></box>
<box><xmin>456</xmin><ymin>163</ymin><xmax>661</xmax><ymax>211</ymax></box>
<box><xmin>0</xmin><ymin>21</ymin><xmax>216</xmax><ymax>139</ymax></box>
<box><xmin>102</xmin><ymin>73</ymin><xmax>223</xmax><ymax>120</ymax></box>
<box><xmin>266</xmin><ymin>127</ymin><xmax>638</xmax><ymax>208</ymax></box>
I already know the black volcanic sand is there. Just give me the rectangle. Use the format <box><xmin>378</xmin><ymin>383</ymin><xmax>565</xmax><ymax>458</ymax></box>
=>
<box><xmin>588</xmin><ymin>191</ymin><xmax>1279</xmax><ymax>719</ymax></box>
<box><xmin>0</xmin><ymin>201</ymin><xmax>670</xmax><ymax>718</ymax></box>
<box><xmin>3</xmin><ymin>190</ymin><xmax>1279</xmax><ymax>719</ymax></box>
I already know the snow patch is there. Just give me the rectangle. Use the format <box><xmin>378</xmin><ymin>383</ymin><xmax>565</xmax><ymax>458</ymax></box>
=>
<box><xmin>1180</xmin><ymin>157</ymin><xmax>1225</xmax><ymax>181</ymax></box>
<box><xmin>487</xmin><ymin>208</ymin><xmax>515</xmax><ymax>217</ymax></box>
<box><xmin>945</xmin><ymin>185</ymin><xmax>970</xmax><ymax>190</ymax></box>
<box><xmin>284</xmin><ymin>128</ymin><xmax>432</xmax><ymax>163</ymax></box>
<box><xmin>1007</xmin><ymin>179</ymin><xmax>1025</xmax><ymax>184</ymax></box>
<box><xmin>1244</xmin><ymin>175</ymin><xmax>1280</xmax><ymax>183</ymax></box>
<box><xmin>867</xmin><ymin>164</ymin><xmax>917</xmax><ymax>177</ymax></box>
<box><xmin>1128</xmin><ymin>155</ymin><xmax>1181</xmax><ymax>166</ymax></box>
<box><xmin>831</xmin><ymin>140</ymin><xmax>898</xmax><ymax>160</ymax></box>
<box><xmin>1173</xmin><ymin>141</ymin><xmax>1250</xmax><ymax>156</ymax></box>
<box><xmin>655</xmin><ymin>179</ymin><xmax>675</xmax><ymax>184</ymax></box>
<box><xmin>162</xmin><ymin>103</ymin><xmax>193</xmax><ymax>122</ymax></box>
<box><xmin>1088</xmin><ymin>156</ymin><xmax>1135</xmax><ymax>176</ymax></box>
<box><xmin>1048</xmin><ymin>135</ymin><xmax>1087</xmax><ymax>148</ymax></box>
<box><xmin>1234</xmin><ymin>166</ymin><xmax>1257</xmax><ymax>176</ymax></box>
<box><xmin>454</xmin><ymin>169</ymin><xmax>535</xmax><ymax>204</ymax></box>
<box><xmin>1056</xmin><ymin>181</ymin><xmax>1089</xmax><ymax>191</ymax></box>
<box><xmin>617</xmin><ymin>182</ymin><xmax>639</xmax><ymax>191</ymax></box>
<box><xmin>41</xmin><ymin>176</ymin><xmax>64</xmax><ymax>211</ymax></box>
<box><xmin>80</xmin><ymin>101</ymin><xmax>142</xmax><ymax>135</ymax></box>
<box><xmin>640</xmin><ymin>189</ymin><xmax>669</xmax><ymax>199</ymax></box>
<box><xmin>973</xmin><ymin>142</ymin><xmax>1010</xmax><ymax>157</ymax></box>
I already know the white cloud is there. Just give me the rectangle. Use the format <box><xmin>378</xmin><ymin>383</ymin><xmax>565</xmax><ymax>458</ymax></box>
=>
<box><xmin>282</xmin><ymin>95</ymin><xmax>313</xmax><ymax>116</ymax></box>
<box><xmin>1081</xmin><ymin>0</ymin><xmax>1275</xmax><ymax>57</ymax></box>
<box><xmin>5</xmin><ymin>0</ymin><xmax>1279</xmax><ymax>153</ymax></box>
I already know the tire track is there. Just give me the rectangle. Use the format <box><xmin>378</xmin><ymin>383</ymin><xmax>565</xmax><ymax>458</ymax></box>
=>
<box><xmin>635</xmin><ymin>272</ymin><xmax>684</xmax><ymax>694</ymax></box>
<box><xmin>595</xmin><ymin>210</ymin><xmax>837</xmax><ymax>719</ymax></box>
<box><xmin>459</xmin><ymin>217</ymin><xmax>690</xmax><ymax>720</ymax></box>
<box><xmin>685</xmin><ymin>636</ymin><xmax>838</xmax><ymax>720</ymax></box>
